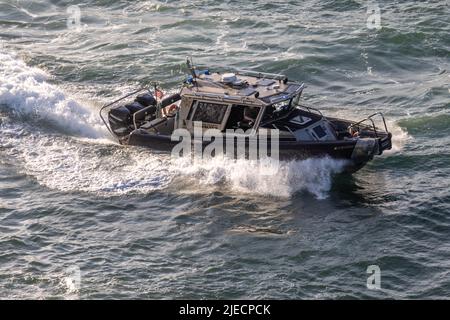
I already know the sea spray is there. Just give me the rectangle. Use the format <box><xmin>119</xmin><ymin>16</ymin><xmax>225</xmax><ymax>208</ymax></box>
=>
<box><xmin>171</xmin><ymin>156</ymin><xmax>348</xmax><ymax>199</ymax></box>
<box><xmin>0</xmin><ymin>128</ymin><xmax>174</xmax><ymax>194</ymax></box>
<box><xmin>0</xmin><ymin>51</ymin><xmax>107</xmax><ymax>139</ymax></box>
<box><xmin>385</xmin><ymin>121</ymin><xmax>410</xmax><ymax>154</ymax></box>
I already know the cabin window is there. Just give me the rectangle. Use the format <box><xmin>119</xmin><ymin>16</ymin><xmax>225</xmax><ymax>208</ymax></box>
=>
<box><xmin>225</xmin><ymin>105</ymin><xmax>244</xmax><ymax>129</ymax></box>
<box><xmin>312</xmin><ymin>125</ymin><xmax>327</xmax><ymax>139</ymax></box>
<box><xmin>191</xmin><ymin>101</ymin><xmax>228</xmax><ymax>124</ymax></box>
<box><xmin>293</xmin><ymin>93</ymin><xmax>301</xmax><ymax>106</ymax></box>
<box><xmin>225</xmin><ymin>105</ymin><xmax>261</xmax><ymax>130</ymax></box>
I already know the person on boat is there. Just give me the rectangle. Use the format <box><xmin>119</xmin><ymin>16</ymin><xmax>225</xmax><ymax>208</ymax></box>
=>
<box><xmin>242</xmin><ymin>106</ymin><xmax>259</xmax><ymax>127</ymax></box>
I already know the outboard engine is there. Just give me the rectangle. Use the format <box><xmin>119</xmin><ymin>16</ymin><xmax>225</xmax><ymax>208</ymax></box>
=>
<box><xmin>107</xmin><ymin>92</ymin><xmax>160</xmax><ymax>138</ymax></box>
<box><xmin>124</xmin><ymin>101</ymin><xmax>144</xmax><ymax>114</ymax></box>
<box><xmin>126</xmin><ymin>93</ymin><xmax>158</xmax><ymax>122</ymax></box>
<box><xmin>108</xmin><ymin>106</ymin><xmax>132</xmax><ymax>137</ymax></box>
<box><xmin>135</xmin><ymin>93</ymin><xmax>157</xmax><ymax>107</ymax></box>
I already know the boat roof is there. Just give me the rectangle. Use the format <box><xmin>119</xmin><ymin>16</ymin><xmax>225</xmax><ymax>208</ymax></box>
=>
<box><xmin>180</xmin><ymin>70</ymin><xmax>305</xmax><ymax>107</ymax></box>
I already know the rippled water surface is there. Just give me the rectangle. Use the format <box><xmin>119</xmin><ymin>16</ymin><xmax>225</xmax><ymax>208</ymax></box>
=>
<box><xmin>0</xmin><ymin>0</ymin><xmax>449</xmax><ymax>299</ymax></box>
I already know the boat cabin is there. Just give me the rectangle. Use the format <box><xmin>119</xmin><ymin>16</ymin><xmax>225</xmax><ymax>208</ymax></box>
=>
<box><xmin>175</xmin><ymin>71</ymin><xmax>306</xmax><ymax>135</ymax></box>
<box><xmin>105</xmin><ymin>68</ymin><xmax>339</xmax><ymax>143</ymax></box>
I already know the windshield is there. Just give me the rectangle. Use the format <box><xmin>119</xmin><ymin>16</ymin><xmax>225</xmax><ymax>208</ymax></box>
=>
<box><xmin>262</xmin><ymin>99</ymin><xmax>292</xmax><ymax>123</ymax></box>
<box><xmin>262</xmin><ymin>92</ymin><xmax>302</xmax><ymax>123</ymax></box>
<box><xmin>272</xmin><ymin>92</ymin><xmax>301</xmax><ymax>111</ymax></box>
<box><xmin>292</xmin><ymin>93</ymin><xmax>301</xmax><ymax>106</ymax></box>
<box><xmin>273</xmin><ymin>100</ymin><xmax>289</xmax><ymax>111</ymax></box>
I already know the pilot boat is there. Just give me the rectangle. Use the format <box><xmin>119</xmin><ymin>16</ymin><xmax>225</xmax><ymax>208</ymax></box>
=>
<box><xmin>100</xmin><ymin>60</ymin><xmax>392</xmax><ymax>172</ymax></box>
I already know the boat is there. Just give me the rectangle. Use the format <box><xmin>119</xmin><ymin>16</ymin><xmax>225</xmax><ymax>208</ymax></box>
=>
<box><xmin>100</xmin><ymin>59</ymin><xmax>392</xmax><ymax>172</ymax></box>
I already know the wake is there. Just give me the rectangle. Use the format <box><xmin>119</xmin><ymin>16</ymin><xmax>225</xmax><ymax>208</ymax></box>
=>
<box><xmin>0</xmin><ymin>50</ymin><xmax>108</xmax><ymax>140</ymax></box>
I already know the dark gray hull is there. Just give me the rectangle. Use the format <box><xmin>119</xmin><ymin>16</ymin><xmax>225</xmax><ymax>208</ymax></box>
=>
<box><xmin>125</xmin><ymin>129</ymin><xmax>392</xmax><ymax>173</ymax></box>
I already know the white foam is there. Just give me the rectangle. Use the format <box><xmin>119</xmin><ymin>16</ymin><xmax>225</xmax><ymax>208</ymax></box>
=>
<box><xmin>172</xmin><ymin>156</ymin><xmax>347</xmax><ymax>199</ymax></box>
<box><xmin>0</xmin><ymin>46</ymin><xmax>172</xmax><ymax>194</ymax></box>
<box><xmin>0</xmin><ymin>50</ymin><xmax>108</xmax><ymax>139</ymax></box>
<box><xmin>385</xmin><ymin>121</ymin><xmax>411</xmax><ymax>154</ymax></box>
<box><xmin>0</xmin><ymin>128</ymin><xmax>173</xmax><ymax>195</ymax></box>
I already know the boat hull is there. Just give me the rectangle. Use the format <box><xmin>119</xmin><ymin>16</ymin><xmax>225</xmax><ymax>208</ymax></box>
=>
<box><xmin>125</xmin><ymin>129</ymin><xmax>392</xmax><ymax>173</ymax></box>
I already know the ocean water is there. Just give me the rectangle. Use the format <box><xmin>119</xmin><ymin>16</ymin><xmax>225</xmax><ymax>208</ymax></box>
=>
<box><xmin>0</xmin><ymin>0</ymin><xmax>449</xmax><ymax>299</ymax></box>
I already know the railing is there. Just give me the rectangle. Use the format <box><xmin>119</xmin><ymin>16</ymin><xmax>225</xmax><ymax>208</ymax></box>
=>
<box><xmin>182</xmin><ymin>91</ymin><xmax>262</xmax><ymax>106</ymax></box>
<box><xmin>236</xmin><ymin>70</ymin><xmax>288</xmax><ymax>82</ymax></box>
<box><xmin>347</xmin><ymin>112</ymin><xmax>389</xmax><ymax>138</ymax></box>
<box><xmin>295</xmin><ymin>104</ymin><xmax>323</xmax><ymax>117</ymax></box>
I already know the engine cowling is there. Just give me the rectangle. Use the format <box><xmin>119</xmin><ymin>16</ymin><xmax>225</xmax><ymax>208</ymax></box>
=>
<box><xmin>135</xmin><ymin>93</ymin><xmax>157</xmax><ymax>107</ymax></box>
<box><xmin>108</xmin><ymin>106</ymin><xmax>131</xmax><ymax>137</ymax></box>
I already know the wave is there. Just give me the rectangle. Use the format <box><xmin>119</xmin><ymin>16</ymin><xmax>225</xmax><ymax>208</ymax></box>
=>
<box><xmin>0</xmin><ymin>127</ymin><xmax>174</xmax><ymax>195</ymax></box>
<box><xmin>0</xmin><ymin>50</ymin><xmax>108</xmax><ymax>139</ymax></box>
<box><xmin>172</xmin><ymin>156</ymin><xmax>348</xmax><ymax>199</ymax></box>
<box><xmin>398</xmin><ymin>113</ymin><xmax>450</xmax><ymax>137</ymax></box>
<box><xmin>0</xmin><ymin>50</ymin><xmax>172</xmax><ymax>194</ymax></box>
<box><xmin>385</xmin><ymin>121</ymin><xmax>410</xmax><ymax>154</ymax></box>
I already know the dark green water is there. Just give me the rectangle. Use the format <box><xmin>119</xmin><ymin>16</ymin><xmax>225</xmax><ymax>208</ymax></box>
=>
<box><xmin>0</xmin><ymin>0</ymin><xmax>449</xmax><ymax>299</ymax></box>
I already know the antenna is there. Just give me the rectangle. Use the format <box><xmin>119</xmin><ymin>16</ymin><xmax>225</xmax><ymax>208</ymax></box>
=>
<box><xmin>186</xmin><ymin>56</ymin><xmax>199</xmax><ymax>90</ymax></box>
<box><xmin>186</xmin><ymin>56</ymin><xmax>197</xmax><ymax>79</ymax></box>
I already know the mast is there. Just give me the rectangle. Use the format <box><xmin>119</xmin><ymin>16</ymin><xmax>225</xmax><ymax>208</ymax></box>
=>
<box><xmin>186</xmin><ymin>57</ymin><xmax>199</xmax><ymax>90</ymax></box>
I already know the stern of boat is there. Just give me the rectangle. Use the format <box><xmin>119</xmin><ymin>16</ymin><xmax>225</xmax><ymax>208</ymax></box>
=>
<box><xmin>347</xmin><ymin>112</ymin><xmax>392</xmax><ymax>168</ymax></box>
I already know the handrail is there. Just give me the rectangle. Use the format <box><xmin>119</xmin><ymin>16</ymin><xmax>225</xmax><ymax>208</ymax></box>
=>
<box><xmin>348</xmin><ymin>112</ymin><xmax>389</xmax><ymax>138</ymax></box>
<box><xmin>99</xmin><ymin>86</ymin><xmax>152</xmax><ymax>140</ymax></box>
<box><xmin>182</xmin><ymin>92</ymin><xmax>263</xmax><ymax>106</ymax></box>
<box><xmin>236</xmin><ymin>69</ymin><xmax>288</xmax><ymax>82</ymax></box>
<box><xmin>295</xmin><ymin>104</ymin><xmax>323</xmax><ymax>117</ymax></box>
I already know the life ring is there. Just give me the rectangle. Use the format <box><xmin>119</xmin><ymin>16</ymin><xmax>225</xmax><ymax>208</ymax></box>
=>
<box><xmin>162</xmin><ymin>104</ymin><xmax>178</xmax><ymax>117</ymax></box>
<box><xmin>167</xmin><ymin>104</ymin><xmax>178</xmax><ymax>116</ymax></box>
